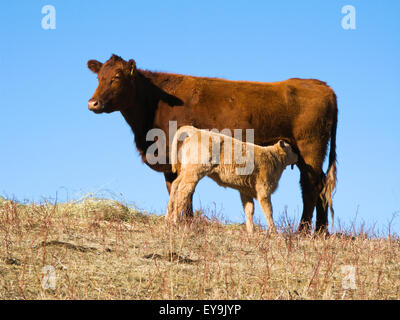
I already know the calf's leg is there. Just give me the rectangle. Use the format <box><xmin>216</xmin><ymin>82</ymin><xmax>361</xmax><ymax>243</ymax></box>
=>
<box><xmin>257</xmin><ymin>193</ymin><xmax>277</xmax><ymax>234</ymax></box>
<box><xmin>165</xmin><ymin>174</ymin><xmax>183</xmax><ymax>222</ymax></box>
<box><xmin>174</xmin><ymin>173</ymin><xmax>202</xmax><ymax>223</ymax></box>
<box><xmin>164</xmin><ymin>171</ymin><xmax>194</xmax><ymax>219</ymax></box>
<box><xmin>240</xmin><ymin>193</ymin><xmax>255</xmax><ymax>234</ymax></box>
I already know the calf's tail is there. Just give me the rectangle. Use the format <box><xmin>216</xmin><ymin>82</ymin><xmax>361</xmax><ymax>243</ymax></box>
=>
<box><xmin>171</xmin><ymin>130</ymin><xmax>180</xmax><ymax>173</ymax></box>
<box><xmin>171</xmin><ymin>126</ymin><xmax>198</xmax><ymax>173</ymax></box>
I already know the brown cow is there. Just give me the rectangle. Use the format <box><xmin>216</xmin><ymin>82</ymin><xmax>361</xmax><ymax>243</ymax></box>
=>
<box><xmin>87</xmin><ymin>54</ymin><xmax>337</xmax><ymax>233</ymax></box>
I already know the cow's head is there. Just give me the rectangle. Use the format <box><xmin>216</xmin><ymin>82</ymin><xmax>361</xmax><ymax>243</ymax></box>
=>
<box><xmin>87</xmin><ymin>54</ymin><xmax>136</xmax><ymax>113</ymax></box>
<box><xmin>276</xmin><ymin>140</ymin><xmax>298</xmax><ymax>167</ymax></box>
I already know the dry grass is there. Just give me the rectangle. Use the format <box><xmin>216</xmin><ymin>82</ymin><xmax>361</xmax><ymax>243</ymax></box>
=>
<box><xmin>0</xmin><ymin>196</ymin><xmax>399</xmax><ymax>300</ymax></box>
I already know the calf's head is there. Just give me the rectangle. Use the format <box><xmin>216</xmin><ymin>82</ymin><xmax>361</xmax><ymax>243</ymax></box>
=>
<box><xmin>276</xmin><ymin>140</ymin><xmax>298</xmax><ymax>166</ymax></box>
<box><xmin>87</xmin><ymin>54</ymin><xmax>136</xmax><ymax>113</ymax></box>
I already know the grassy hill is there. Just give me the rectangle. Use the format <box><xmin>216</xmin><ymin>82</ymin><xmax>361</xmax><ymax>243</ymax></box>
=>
<box><xmin>0</xmin><ymin>196</ymin><xmax>399</xmax><ymax>299</ymax></box>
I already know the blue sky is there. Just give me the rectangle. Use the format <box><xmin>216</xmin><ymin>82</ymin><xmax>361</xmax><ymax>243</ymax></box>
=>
<box><xmin>1</xmin><ymin>1</ymin><xmax>399</xmax><ymax>233</ymax></box>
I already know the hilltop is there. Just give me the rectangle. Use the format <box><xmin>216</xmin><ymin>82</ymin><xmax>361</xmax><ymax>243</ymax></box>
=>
<box><xmin>0</xmin><ymin>196</ymin><xmax>399</xmax><ymax>299</ymax></box>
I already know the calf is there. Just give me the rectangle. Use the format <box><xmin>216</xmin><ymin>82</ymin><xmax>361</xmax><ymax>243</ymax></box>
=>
<box><xmin>166</xmin><ymin>126</ymin><xmax>298</xmax><ymax>233</ymax></box>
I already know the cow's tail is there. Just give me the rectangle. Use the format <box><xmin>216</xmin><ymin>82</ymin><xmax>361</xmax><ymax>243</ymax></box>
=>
<box><xmin>171</xmin><ymin>126</ymin><xmax>197</xmax><ymax>173</ymax></box>
<box><xmin>321</xmin><ymin>97</ymin><xmax>338</xmax><ymax>230</ymax></box>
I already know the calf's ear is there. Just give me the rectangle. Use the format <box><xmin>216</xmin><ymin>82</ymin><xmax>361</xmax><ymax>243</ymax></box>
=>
<box><xmin>278</xmin><ymin>140</ymin><xmax>286</xmax><ymax>148</ymax></box>
<box><xmin>278</xmin><ymin>140</ymin><xmax>292</xmax><ymax>149</ymax></box>
<box><xmin>87</xmin><ymin>60</ymin><xmax>103</xmax><ymax>74</ymax></box>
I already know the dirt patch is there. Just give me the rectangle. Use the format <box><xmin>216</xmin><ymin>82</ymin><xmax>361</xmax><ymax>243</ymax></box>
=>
<box><xmin>143</xmin><ymin>252</ymin><xmax>197</xmax><ymax>264</ymax></box>
<box><xmin>33</xmin><ymin>240</ymin><xmax>105</xmax><ymax>253</ymax></box>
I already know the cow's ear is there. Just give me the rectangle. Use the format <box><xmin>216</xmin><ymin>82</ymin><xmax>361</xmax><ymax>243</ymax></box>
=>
<box><xmin>127</xmin><ymin>59</ymin><xmax>136</xmax><ymax>76</ymax></box>
<box><xmin>87</xmin><ymin>60</ymin><xmax>103</xmax><ymax>74</ymax></box>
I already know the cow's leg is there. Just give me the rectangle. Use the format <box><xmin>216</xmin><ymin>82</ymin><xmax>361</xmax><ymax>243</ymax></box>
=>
<box><xmin>296</xmin><ymin>141</ymin><xmax>325</xmax><ymax>234</ymax></box>
<box><xmin>164</xmin><ymin>171</ymin><xmax>194</xmax><ymax>218</ymax></box>
<box><xmin>240</xmin><ymin>193</ymin><xmax>255</xmax><ymax>234</ymax></box>
<box><xmin>298</xmin><ymin>172</ymin><xmax>326</xmax><ymax>235</ymax></box>
<box><xmin>315</xmin><ymin>172</ymin><xmax>329</xmax><ymax>233</ymax></box>
<box><xmin>297</xmin><ymin>168</ymin><xmax>319</xmax><ymax>233</ymax></box>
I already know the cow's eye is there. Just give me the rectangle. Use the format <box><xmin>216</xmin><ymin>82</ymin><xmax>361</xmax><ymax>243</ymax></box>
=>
<box><xmin>111</xmin><ymin>76</ymin><xmax>120</xmax><ymax>84</ymax></box>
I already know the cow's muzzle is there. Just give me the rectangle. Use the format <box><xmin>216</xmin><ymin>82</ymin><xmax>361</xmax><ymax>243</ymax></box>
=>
<box><xmin>88</xmin><ymin>98</ymin><xmax>104</xmax><ymax>113</ymax></box>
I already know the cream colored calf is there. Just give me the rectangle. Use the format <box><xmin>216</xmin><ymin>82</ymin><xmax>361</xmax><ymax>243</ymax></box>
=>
<box><xmin>166</xmin><ymin>126</ymin><xmax>298</xmax><ymax>233</ymax></box>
